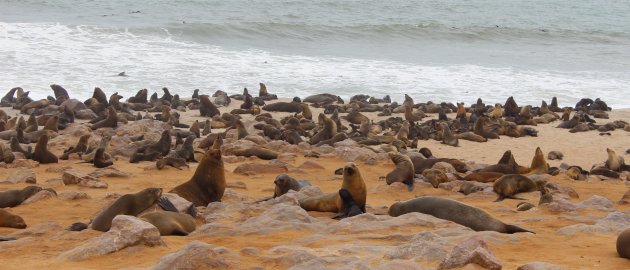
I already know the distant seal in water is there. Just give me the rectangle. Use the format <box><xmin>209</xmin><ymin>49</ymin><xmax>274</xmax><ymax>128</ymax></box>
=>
<box><xmin>332</xmin><ymin>188</ymin><xmax>364</xmax><ymax>219</ymax></box>
<box><xmin>0</xmin><ymin>186</ymin><xmax>42</xmax><ymax>208</ymax></box>
<box><xmin>32</xmin><ymin>134</ymin><xmax>58</xmax><ymax>164</ymax></box>
<box><xmin>617</xmin><ymin>228</ymin><xmax>630</xmax><ymax>259</ymax></box>
<box><xmin>138</xmin><ymin>197</ymin><xmax>196</xmax><ymax>236</ymax></box>
<box><xmin>388</xmin><ymin>196</ymin><xmax>534</xmax><ymax>234</ymax></box>
<box><xmin>273</xmin><ymin>174</ymin><xmax>311</xmax><ymax>197</ymax></box>
<box><xmin>91</xmin><ymin>187</ymin><xmax>163</xmax><ymax>232</ymax></box>
<box><xmin>0</xmin><ymin>209</ymin><xmax>27</xmax><ymax>229</ymax></box>
<box><xmin>385</xmin><ymin>152</ymin><xmax>415</xmax><ymax>190</ymax></box>
<box><xmin>170</xmin><ymin>137</ymin><xmax>226</xmax><ymax>206</ymax></box>
<box><xmin>299</xmin><ymin>162</ymin><xmax>367</xmax><ymax>213</ymax></box>
<box><xmin>493</xmin><ymin>174</ymin><xmax>539</xmax><ymax>202</ymax></box>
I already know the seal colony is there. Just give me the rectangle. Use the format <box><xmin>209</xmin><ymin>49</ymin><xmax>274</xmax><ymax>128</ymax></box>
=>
<box><xmin>0</xmin><ymin>83</ymin><xmax>630</xmax><ymax>269</ymax></box>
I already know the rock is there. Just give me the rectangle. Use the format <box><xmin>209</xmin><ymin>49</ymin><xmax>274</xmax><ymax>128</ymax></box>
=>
<box><xmin>517</xmin><ymin>261</ymin><xmax>567</xmax><ymax>270</ymax></box>
<box><xmin>9</xmin><ymin>222</ymin><xmax>62</xmax><ymax>238</ymax></box>
<box><xmin>115</xmin><ymin>119</ymin><xmax>170</xmax><ymax>138</ymax></box>
<box><xmin>618</xmin><ymin>189</ymin><xmax>630</xmax><ymax>205</ymax></box>
<box><xmin>557</xmin><ymin>186</ymin><xmax>579</xmax><ymax>199</ymax></box>
<box><xmin>265</xmin><ymin>248</ymin><xmax>324</xmax><ymax>268</ymax></box>
<box><xmin>58</xmin><ymin>191</ymin><xmax>90</xmax><ymax>200</ymax></box>
<box><xmin>3</xmin><ymin>168</ymin><xmax>36</xmax><ymax>184</ymax></box>
<box><xmin>153</xmin><ymin>241</ymin><xmax>233</xmax><ymax>269</ymax></box>
<box><xmin>88</xmin><ymin>167</ymin><xmax>130</xmax><ymax>178</ymax></box>
<box><xmin>226</xmin><ymin>181</ymin><xmax>247</xmax><ymax>189</ymax></box>
<box><xmin>528</xmin><ymin>174</ymin><xmax>550</xmax><ymax>183</ymax></box>
<box><xmin>45</xmin><ymin>166</ymin><xmax>72</xmax><ymax>173</ymax></box>
<box><xmin>160</xmin><ymin>193</ymin><xmax>193</xmax><ymax>213</ymax></box>
<box><xmin>7</xmin><ymin>159</ymin><xmax>39</xmax><ymax>168</ymax></box>
<box><xmin>23</xmin><ymin>190</ymin><xmax>56</xmax><ymax>204</ymax></box>
<box><xmin>237</xmin><ymin>204</ymin><xmax>320</xmax><ymax>234</ymax></box>
<box><xmin>222</xmin><ymin>189</ymin><xmax>248</xmax><ymax>202</ymax></box>
<box><xmin>432</xmin><ymin>162</ymin><xmax>457</xmax><ymax>174</ymax></box>
<box><xmin>329</xmin><ymin>212</ymin><xmax>458</xmax><ymax>233</ymax></box>
<box><xmin>542</xmin><ymin>197</ymin><xmax>577</xmax><ymax>213</ymax></box>
<box><xmin>233</xmin><ymin>162</ymin><xmax>288</xmax><ymax>175</ymax></box>
<box><xmin>298</xmin><ymin>160</ymin><xmax>325</xmax><ymax>170</ymax></box>
<box><xmin>575</xmin><ymin>195</ymin><xmax>614</xmax><ymax>211</ymax></box>
<box><xmin>75</xmin><ymin>109</ymin><xmax>98</xmax><ymax>120</ymax></box>
<box><xmin>203</xmin><ymin>202</ymin><xmax>253</xmax><ymax>224</ymax></box>
<box><xmin>78</xmin><ymin>178</ymin><xmax>108</xmax><ymax>188</ymax></box>
<box><xmin>333</xmin><ymin>139</ymin><xmax>359</xmax><ymax>147</ymax></box>
<box><xmin>558</xmin><ymin>211</ymin><xmax>630</xmax><ymax>235</ymax></box>
<box><xmin>438</xmin><ymin>237</ymin><xmax>502</xmax><ymax>270</ymax></box>
<box><xmin>62</xmin><ymin>170</ymin><xmax>108</xmax><ymax>188</ymax></box>
<box><xmin>384</xmin><ymin>231</ymin><xmax>450</xmax><ymax>261</ymax></box>
<box><xmin>244</xmin><ymin>135</ymin><xmax>268</xmax><ymax>145</ymax></box>
<box><xmin>517</xmin><ymin>202</ymin><xmax>536</xmax><ymax>211</ymax></box>
<box><xmin>58</xmin><ymin>215</ymin><xmax>164</xmax><ymax>261</ymax></box>
<box><xmin>335</xmin><ymin>146</ymin><xmax>377</xmax><ymax>162</ymax></box>
<box><xmin>240</xmin><ymin>247</ymin><xmax>259</xmax><ymax>256</ymax></box>
<box><xmin>364</xmin><ymin>157</ymin><xmax>378</xmax><ymax>165</ymax></box>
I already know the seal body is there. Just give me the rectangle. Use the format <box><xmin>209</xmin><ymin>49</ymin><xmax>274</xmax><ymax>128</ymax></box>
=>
<box><xmin>617</xmin><ymin>228</ymin><xmax>630</xmax><ymax>259</ymax></box>
<box><xmin>299</xmin><ymin>162</ymin><xmax>367</xmax><ymax>213</ymax></box>
<box><xmin>0</xmin><ymin>209</ymin><xmax>27</xmax><ymax>228</ymax></box>
<box><xmin>91</xmin><ymin>188</ymin><xmax>162</xmax><ymax>232</ymax></box>
<box><xmin>273</xmin><ymin>174</ymin><xmax>310</xmax><ymax>197</ymax></box>
<box><xmin>388</xmin><ymin>196</ymin><xmax>533</xmax><ymax>234</ymax></box>
<box><xmin>0</xmin><ymin>186</ymin><xmax>42</xmax><ymax>208</ymax></box>
<box><xmin>139</xmin><ymin>211</ymin><xmax>196</xmax><ymax>236</ymax></box>
<box><xmin>493</xmin><ymin>174</ymin><xmax>538</xmax><ymax>201</ymax></box>
<box><xmin>385</xmin><ymin>152</ymin><xmax>414</xmax><ymax>190</ymax></box>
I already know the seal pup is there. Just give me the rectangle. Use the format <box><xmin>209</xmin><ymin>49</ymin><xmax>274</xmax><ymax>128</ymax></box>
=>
<box><xmin>233</xmin><ymin>146</ymin><xmax>278</xmax><ymax>160</ymax></box>
<box><xmin>458</xmin><ymin>182</ymin><xmax>484</xmax><ymax>195</ymax></box>
<box><xmin>617</xmin><ymin>228</ymin><xmax>630</xmax><ymax>259</ymax></box>
<box><xmin>493</xmin><ymin>174</ymin><xmax>539</xmax><ymax>202</ymax></box>
<box><xmin>422</xmin><ymin>169</ymin><xmax>448</xmax><ymax>188</ymax></box>
<box><xmin>299</xmin><ymin>162</ymin><xmax>367</xmax><ymax>213</ymax></box>
<box><xmin>139</xmin><ymin>197</ymin><xmax>196</xmax><ymax>236</ymax></box>
<box><xmin>91</xmin><ymin>187</ymin><xmax>163</xmax><ymax>232</ymax></box>
<box><xmin>332</xmin><ymin>189</ymin><xmax>364</xmax><ymax>219</ymax></box>
<box><xmin>170</xmin><ymin>137</ymin><xmax>226</xmax><ymax>206</ymax></box>
<box><xmin>0</xmin><ymin>186</ymin><xmax>43</xmax><ymax>208</ymax></box>
<box><xmin>385</xmin><ymin>152</ymin><xmax>415</xmax><ymax>191</ymax></box>
<box><xmin>0</xmin><ymin>209</ymin><xmax>27</xmax><ymax>229</ymax></box>
<box><xmin>273</xmin><ymin>174</ymin><xmax>312</xmax><ymax>197</ymax></box>
<box><xmin>388</xmin><ymin>196</ymin><xmax>534</xmax><ymax>234</ymax></box>
<box><xmin>32</xmin><ymin>134</ymin><xmax>58</xmax><ymax>164</ymax></box>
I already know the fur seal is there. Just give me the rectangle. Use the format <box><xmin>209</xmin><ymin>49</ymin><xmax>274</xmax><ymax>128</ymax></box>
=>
<box><xmin>385</xmin><ymin>152</ymin><xmax>415</xmax><ymax>190</ymax></box>
<box><xmin>0</xmin><ymin>209</ymin><xmax>27</xmax><ymax>229</ymax></box>
<box><xmin>605</xmin><ymin>148</ymin><xmax>625</xmax><ymax>171</ymax></box>
<box><xmin>91</xmin><ymin>148</ymin><xmax>113</xmax><ymax>168</ymax></box>
<box><xmin>262</xmin><ymin>102</ymin><xmax>302</xmax><ymax>113</ymax></box>
<box><xmin>90</xmin><ymin>107</ymin><xmax>118</xmax><ymax>130</ymax></box>
<box><xmin>309</xmin><ymin>114</ymin><xmax>337</xmax><ymax>145</ymax></box>
<box><xmin>333</xmin><ymin>189</ymin><xmax>364</xmax><ymax>219</ymax></box>
<box><xmin>273</xmin><ymin>174</ymin><xmax>311</xmax><ymax>197</ymax></box>
<box><xmin>493</xmin><ymin>174</ymin><xmax>539</xmax><ymax>202</ymax></box>
<box><xmin>170</xmin><ymin>137</ymin><xmax>226</xmax><ymax>206</ymax></box>
<box><xmin>139</xmin><ymin>198</ymin><xmax>196</xmax><ymax>236</ymax></box>
<box><xmin>233</xmin><ymin>146</ymin><xmax>278</xmax><ymax>160</ymax></box>
<box><xmin>473</xmin><ymin>116</ymin><xmax>499</xmax><ymax>139</ymax></box>
<box><xmin>388</xmin><ymin>196</ymin><xmax>534</xmax><ymax>234</ymax></box>
<box><xmin>458</xmin><ymin>182</ymin><xmax>484</xmax><ymax>195</ymax></box>
<box><xmin>528</xmin><ymin>147</ymin><xmax>549</xmax><ymax>174</ymax></box>
<box><xmin>199</xmin><ymin>95</ymin><xmax>220</xmax><ymax>117</ymax></box>
<box><xmin>422</xmin><ymin>169</ymin><xmax>448</xmax><ymax>188</ymax></box>
<box><xmin>60</xmin><ymin>134</ymin><xmax>90</xmax><ymax>160</ymax></box>
<box><xmin>464</xmin><ymin>172</ymin><xmax>503</xmax><ymax>183</ymax></box>
<box><xmin>32</xmin><ymin>134</ymin><xmax>58</xmax><ymax>164</ymax></box>
<box><xmin>617</xmin><ymin>228</ymin><xmax>630</xmax><ymax>259</ymax></box>
<box><xmin>440</xmin><ymin>122</ymin><xmax>458</xmax><ymax>146</ymax></box>
<box><xmin>299</xmin><ymin>162</ymin><xmax>367</xmax><ymax>213</ymax></box>
<box><xmin>0</xmin><ymin>186</ymin><xmax>43</xmax><ymax>208</ymax></box>
<box><xmin>91</xmin><ymin>187</ymin><xmax>163</xmax><ymax>232</ymax></box>
<box><xmin>410</xmin><ymin>157</ymin><xmax>467</xmax><ymax>174</ymax></box>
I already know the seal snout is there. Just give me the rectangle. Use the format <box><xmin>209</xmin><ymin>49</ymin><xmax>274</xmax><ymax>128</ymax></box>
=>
<box><xmin>344</xmin><ymin>163</ymin><xmax>357</xmax><ymax>175</ymax></box>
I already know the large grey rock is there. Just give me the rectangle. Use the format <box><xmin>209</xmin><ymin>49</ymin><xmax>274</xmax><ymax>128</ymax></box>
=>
<box><xmin>558</xmin><ymin>211</ymin><xmax>630</xmax><ymax>235</ymax></box>
<box><xmin>517</xmin><ymin>261</ymin><xmax>567</xmax><ymax>270</ymax></box>
<box><xmin>88</xmin><ymin>167</ymin><xmax>130</xmax><ymax>178</ymax></box>
<box><xmin>542</xmin><ymin>197</ymin><xmax>577</xmax><ymax>213</ymax></box>
<box><xmin>384</xmin><ymin>231</ymin><xmax>450</xmax><ymax>261</ymax></box>
<box><xmin>437</xmin><ymin>237</ymin><xmax>502</xmax><ymax>270</ymax></box>
<box><xmin>233</xmin><ymin>162</ymin><xmax>288</xmax><ymax>175</ymax></box>
<box><xmin>58</xmin><ymin>191</ymin><xmax>90</xmax><ymax>200</ymax></box>
<box><xmin>153</xmin><ymin>241</ymin><xmax>233</xmax><ymax>270</ymax></box>
<box><xmin>335</xmin><ymin>146</ymin><xmax>378</xmax><ymax>162</ymax></box>
<box><xmin>1</xmin><ymin>159</ymin><xmax>39</xmax><ymax>169</ymax></box>
<box><xmin>575</xmin><ymin>195</ymin><xmax>614</xmax><ymax>211</ymax></box>
<box><xmin>62</xmin><ymin>169</ymin><xmax>108</xmax><ymax>188</ymax></box>
<box><xmin>237</xmin><ymin>204</ymin><xmax>320</xmax><ymax>234</ymax></box>
<box><xmin>58</xmin><ymin>215</ymin><xmax>164</xmax><ymax>261</ymax></box>
<box><xmin>23</xmin><ymin>190</ymin><xmax>56</xmax><ymax>204</ymax></box>
<box><xmin>265</xmin><ymin>247</ymin><xmax>324</xmax><ymax>269</ymax></box>
<box><xmin>3</xmin><ymin>168</ymin><xmax>36</xmax><ymax>184</ymax></box>
<box><xmin>328</xmin><ymin>212</ymin><xmax>458</xmax><ymax>233</ymax></box>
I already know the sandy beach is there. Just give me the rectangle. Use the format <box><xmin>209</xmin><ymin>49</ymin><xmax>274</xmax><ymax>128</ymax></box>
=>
<box><xmin>1</xmin><ymin>96</ymin><xmax>630</xmax><ymax>270</ymax></box>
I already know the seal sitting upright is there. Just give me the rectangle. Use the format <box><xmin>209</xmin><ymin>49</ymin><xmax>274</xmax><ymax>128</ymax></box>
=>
<box><xmin>170</xmin><ymin>137</ymin><xmax>226</xmax><ymax>206</ymax></box>
<box><xmin>299</xmin><ymin>162</ymin><xmax>367</xmax><ymax>213</ymax></box>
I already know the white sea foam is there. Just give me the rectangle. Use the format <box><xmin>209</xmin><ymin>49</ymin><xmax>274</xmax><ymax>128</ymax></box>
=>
<box><xmin>1</xmin><ymin>22</ymin><xmax>629</xmax><ymax>108</ymax></box>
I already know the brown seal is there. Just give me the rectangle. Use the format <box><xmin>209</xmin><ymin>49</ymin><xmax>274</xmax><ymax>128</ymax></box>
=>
<box><xmin>493</xmin><ymin>174</ymin><xmax>539</xmax><ymax>202</ymax></box>
<box><xmin>464</xmin><ymin>172</ymin><xmax>504</xmax><ymax>183</ymax></box>
<box><xmin>345</xmin><ymin>109</ymin><xmax>370</xmax><ymax>125</ymax></box>
<box><xmin>43</xmin><ymin>115</ymin><xmax>59</xmax><ymax>132</ymax></box>
<box><xmin>410</xmin><ymin>157</ymin><xmax>467</xmax><ymax>174</ymax></box>
<box><xmin>127</xmin><ymin>89</ymin><xmax>148</xmax><ymax>104</ymax></box>
<box><xmin>456</xmin><ymin>131</ymin><xmax>487</xmax><ymax>142</ymax></box>
<box><xmin>309</xmin><ymin>114</ymin><xmax>337</xmax><ymax>145</ymax></box>
<box><xmin>0</xmin><ymin>209</ymin><xmax>27</xmax><ymax>229</ymax></box>
<box><xmin>189</xmin><ymin>120</ymin><xmax>200</xmax><ymax>138</ymax></box>
<box><xmin>139</xmin><ymin>211</ymin><xmax>196</xmax><ymax>236</ymax></box>
<box><xmin>233</xmin><ymin>146</ymin><xmax>278</xmax><ymax>160</ymax></box>
<box><xmin>538</xmin><ymin>185</ymin><xmax>553</xmax><ymax>205</ymax></box>
<box><xmin>0</xmin><ymin>186</ymin><xmax>43</xmax><ymax>208</ymax></box>
<box><xmin>388</xmin><ymin>196</ymin><xmax>534</xmax><ymax>234</ymax></box>
<box><xmin>617</xmin><ymin>228</ymin><xmax>630</xmax><ymax>259</ymax></box>
<box><xmin>199</xmin><ymin>95</ymin><xmax>220</xmax><ymax>117</ymax></box>
<box><xmin>91</xmin><ymin>87</ymin><xmax>108</xmax><ymax>106</ymax></box>
<box><xmin>92</xmin><ymin>147</ymin><xmax>113</xmax><ymax>168</ymax></box>
<box><xmin>528</xmin><ymin>147</ymin><xmax>549</xmax><ymax>174</ymax></box>
<box><xmin>299</xmin><ymin>162</ymin><xmax>367</xmax><ymax>213</ymax></box>
<box><xmin>422</xmin><ymin>169</ymin><xmax>448</xmax><ymax>188</ymax></box>
<box><xmin>385</xmin><ymin>152</ymin><xmax>415</xmax><ymax>190</ymax></box>
<box><xmin>458</xmin><ymin>182</ymin><xmax>484</xmax><ymax>195</ymax></box>
<box><xmin>262</xmin><ymin>102</ymin><xmax>302</xmax><ymax>113</ymax></box>
<box><xmin>273</xmin><ymin>174</ymin><xmax>311</xmax><ymax>197</ymax></box>
<box><xmin>170</xmin><ymin>137</ymin><xmax>226</xmax><ymax>206</ymax></box>
<box><xmin>1</xmin><ymin>143</ymin><xmax>16</xmax><ymax>163</ymax></box>
<box><xmin>473</xmin><ymin>116</ymin><xmax>500</xmax><ymax>139</ymax></box>
<box><xmin>60</xmin><ymin>134</ymin><xmax>90</xmax><ymax>160</ymax></box>
<box><xmin>90</xmin><ymin>107</ymin><xmax>118</xmax><ymax>130</ymax></box>
<box><xmin>234</xmin><ymin>119</ymin><xmax>248</xmax><ymax>139</ymax></box>
<box><xmin>605</xmin><ymin>148</ymin><xmax>625</xmax><ymax>171</ymax></box>
<box><xmin>32</xmin><ymin>134</ymin><xmax>58</xmax><ymax>164</ymax></box>
<box><xmin>333</xmin><ymin>188</ymin><xmax>364</xmax><ymax>219</ymax></box>
<box><xmin>91</xmin><ymin>187</ymin><xmax>163</xmax><ymax>232</ymax></box>
<box><xmin>440</xmin><ymin>122</ymin><xmax>458</xmax><ymax>147</ymax></box>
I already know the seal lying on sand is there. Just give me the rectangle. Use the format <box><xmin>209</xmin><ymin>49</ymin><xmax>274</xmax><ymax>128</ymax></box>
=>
<box><xmin>388</xmin><ymin>196</ymin><xmax>534</xmax><ymax>234</ymax></box>
<box><xmin>0</xmin><ymin>209</ymin><xmax>27</xmax><ymax>229</ymax></box>
<box><xmin>299</xmin><ymin>162</ymin><xmax>367</xmax><ymax>213</ymax></box>
<box><xmin>91</xmin><ymin>187</ymin><xmax>163</xmax><ymax>232</ymax></box>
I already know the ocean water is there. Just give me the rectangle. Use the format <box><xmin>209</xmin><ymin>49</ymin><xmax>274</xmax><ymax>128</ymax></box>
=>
<box><xmin>1</xmin><ymin>0</ymin><xmax>629</xmax><ymax>107</ymax></box>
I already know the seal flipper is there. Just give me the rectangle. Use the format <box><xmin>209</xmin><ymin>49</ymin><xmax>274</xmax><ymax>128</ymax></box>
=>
<box><xmin>505</xmin><ymin>224</ymin><xmax>535</xmax><ymax>234</ymax></box>
<box><xmin>494</xmin><ymin>196</ymin><xmax>505</xmax><ymax>202</ymax></box>
<box><xmin>171</xmin><ymin>228</ymin><xmax>189</xmax><ymax>236</ymax></box>
<box><xmin>185</xmin><ymin>204</ymin><xmax>197</xmax><ymax>218</ymax></box>
<box><xmin>68</xmin><ymin>222</ymin><xmax>89</xmax><ymax>231</ymax></box>
<box><xmin>157</xmin><ymin>197</ymin><xmax>179</xmax><ymax>212</ymax></box>
<box><xmin>0</xmin><ymin>237</ymin><xmax>17</xmax><ymax>241</ymax></box>
<box><xmin>506</xmin><ymin>195</ymin><xmax>527</xmax><ymax>200</ymax></box>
